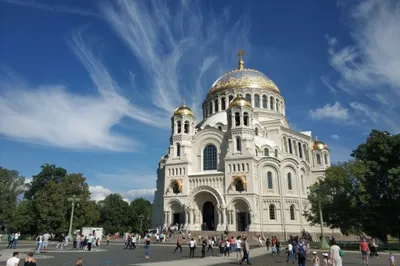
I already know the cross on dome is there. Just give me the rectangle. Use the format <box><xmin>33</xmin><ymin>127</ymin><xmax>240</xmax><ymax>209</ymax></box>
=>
<box><xmin>237</xmin><ymin>49</ymin><xmax>245</xmax><ymax>70</ymax></box>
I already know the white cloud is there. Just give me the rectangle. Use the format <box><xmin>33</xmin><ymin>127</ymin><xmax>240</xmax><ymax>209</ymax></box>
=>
<box><xmin>320</xmin><ymin>75</ymin><xmax>337</xmax><ymax>93</ymax></box>
<box><xmin>309</xmin><ymin>102</ymin><xmax>349</xmax><ymax>120</ymax></box>
<box><xmin>0</xmin><ymin>0</ymin><xmax>252</xmax><ymax>150</ymax></box>
<box><xmin>326</xmin><ymin>0</ymin><xmax>400</xmax><ymax>133</ymax></box>
<box><xmin>89</xmin><ymin>185</ymin><xmax>155</xmax><ymax>202</ymax></box>
<box><xmin>330</xmin><ymin>134</ymin><xmax>340</xmax><ymax>140</ymax></box>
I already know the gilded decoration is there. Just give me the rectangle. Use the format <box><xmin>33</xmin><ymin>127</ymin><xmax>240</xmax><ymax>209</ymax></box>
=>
<box><xmin>311</xmin><ymin>137</ymin><xmax>329</xmax><ymax>151</ymax></box>
<box><xmin>229</xmin><ymin>94</ymin><xmax>252</xmax><ymax>109</ymax></box>
<box><xmin>174</xmin><ymin>105</ymin><xmax>195</xmax><ymax>118</ymax></box>
<box><xmin>232</xmin><ymin>176</ymin><xmax>247</xmax><ymax>190</ymax></box>
<box><xmin>171</xmin><ymin>179</ymin><xmax>183</xmax><ymax>192</ymax></box>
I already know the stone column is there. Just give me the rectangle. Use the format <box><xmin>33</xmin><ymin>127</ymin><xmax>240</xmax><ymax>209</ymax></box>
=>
<box><xmin>185</xmin><ymin>211</ymin><xmax>189</xmax><ymax>226</ymax></box>
<box><xmin>164</xmin><ymin>211</ymin><xmax>167</xmax><ymax>226</ymax></box>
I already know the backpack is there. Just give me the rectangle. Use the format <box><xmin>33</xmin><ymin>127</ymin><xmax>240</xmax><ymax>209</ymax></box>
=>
<box><xmin>298</xmin><ymin>244</ymin><xmax>306</xmax><ymax>259</ymax></box>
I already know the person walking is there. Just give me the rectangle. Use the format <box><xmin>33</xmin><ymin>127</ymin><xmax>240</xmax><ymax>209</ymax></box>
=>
<box><xmin>297</xmin><ymin>240</ymin><xmax>307</xmax><ymax>266</ymax></box>
<box><xmin>201</xmin><ymin>237</ymin><xmax>207</xmax><ymax>258</ymax></box>
<box><xmin>286</xmin><ymin>242</ymin><xmax>295</xmax><ymax>263</ymax></box>
<box><xmin>144</xmin><ymin>235</ymin><xmax>151</xmax><ymax>259</ymax></box>
<box><xmin>35</xmin><ymin>234</ymin><xmax>42</xmax><ymax>254</ymax></box>
<box><xmin>360</xmin><ymin>238</ymin><xmax>369</xmax><ymax>265</ymax></box>
<box><xmin>207</xmin><ymin>237</ymin><xmax>214</xmax><ymax>253</ymax></box>
<box><xmin>239</xmin><ymin>237</ymin><xmax>251</xmax><ymax>265</ymax></box>
<box><xmin>329</xmin><ymin>239</ymin><xmax>343</xmax><ymax>266</ymax></box>
<box><xmin>87</xmin><ymin>234</ymin><xmax>93</xmax><ymax>251</ymax></box>
<box><xmin>173</xmin><ymin>236</ymin><xmax>182</xmax><ymax>253</ymax></box>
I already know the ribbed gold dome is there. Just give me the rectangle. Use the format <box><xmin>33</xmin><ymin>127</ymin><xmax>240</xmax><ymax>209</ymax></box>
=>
<box><xmin>311</xmin><ymin>138</ymin><xmax>329</xmax><ymax>151</ymax></box>
<box><xmin>228</xmin><ymin>95</ymin><xmax>252</xmax><ymax>109</ymax></box>
<box><xmin>173</xmin><ymin>104</ymin><xmax>194</xmax><ymax>117</ymax></box>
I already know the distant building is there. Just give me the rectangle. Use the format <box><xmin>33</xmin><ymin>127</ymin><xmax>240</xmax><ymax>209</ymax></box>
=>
<box><xmin>153</xmin><ymin>51</ymin><xmax>335</xmax><ymax>237</ymax></box>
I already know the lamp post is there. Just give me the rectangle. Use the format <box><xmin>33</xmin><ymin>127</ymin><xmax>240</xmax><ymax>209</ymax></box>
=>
<box><xmin>67</xmin><ymin>194</ymin><xmax>81</xmax><ymax>240</ymax></box>
<box><xmin>138</xmin><ymin>214</ymin><xmax>145</xmax><ymax>236</ymax></box>
<box><xmin>318</xmin><ymin>192</ymin><xmax>330</xmax><ymax>249</ymax></box>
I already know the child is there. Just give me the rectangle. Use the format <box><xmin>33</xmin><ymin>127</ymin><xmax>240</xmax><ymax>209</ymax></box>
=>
<box><xmin>272</xmin><ymin>244</ymin><xmax>277</xmax><ymax>256</ymax></box>
<box><xmin>322</xmin><ymin>253</ymin><xmax>330</xmax><ymax>266</ymax></box>
<box><xmin>310</xmin><ymin>251</ymin><xmax>320</xmax><ymax>266</ymax></box>
<box><xmin>389</xmin><ymin>253</ymin><xmax>396</xmax><ymax>266</ymax></box>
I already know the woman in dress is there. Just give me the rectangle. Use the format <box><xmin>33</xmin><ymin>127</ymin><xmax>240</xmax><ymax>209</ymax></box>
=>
<box><xmin>329</xmin><ymin>239</ymin><xmax>343</xmax><ymax>266</ymax></box>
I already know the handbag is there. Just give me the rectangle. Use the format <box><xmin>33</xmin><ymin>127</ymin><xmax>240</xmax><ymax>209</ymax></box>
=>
<box><xmin>339</xmin><ymin>248</ymin><xmax>344</xmax><ymax>257</ymax></box>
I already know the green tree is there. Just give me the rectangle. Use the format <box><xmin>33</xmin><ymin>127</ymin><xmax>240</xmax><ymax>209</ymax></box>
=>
<box><xmin>307</xmin><ymin>130</ymin><xmax>400</xmax><ymax>241</ymax></box>
<box><xmin>8</xmin><ymin>200</ymin><xmax>37</xmax><ymax>234</ymax></box>
<box><xmin>25</xmin><ymin>164</ymin><xmax>67</xmax><ymax>199</ymax></box>
<box><xmin>0</xmin><ymin>167</ymin><xmax>25</xmax><ymax>223</ymax></box>
<box><xmin>351</xmin><ymin>130</ymin><xmax>400</xmax><ymax>240</ymax></box>
<box><xmin>99</xmin><ymin>194</ymin><xmax>130</xmax><ymax>233</ymax></box>
<box><xmin>128</xmin><ymin>198</ymin><xmax>152</xmax><ymax>233</ymax></box>
<box><xmin>306</xmin><ymin>160</ymin><xmax>366</xmax><ymax>235</ymax></box>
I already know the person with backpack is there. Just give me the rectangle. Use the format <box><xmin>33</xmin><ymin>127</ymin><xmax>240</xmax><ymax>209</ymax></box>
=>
<box><xmin>297</xmin><ymin>240</ymin><xmax>307</xmax><ymax>266</ymax></box>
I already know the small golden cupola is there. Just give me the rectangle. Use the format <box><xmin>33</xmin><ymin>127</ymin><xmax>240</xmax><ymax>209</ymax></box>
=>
<box><xmin>311</xmin><ymin>137</ymin><xmax>329</xmax><ymax>151</ymax></box>
<box><xmin>228</xmin><ymin>94</ymin><xmax>252</xmax><ymax>109</ymax></box>
<box><xmin>173</xmin><ymin>99</ymin><xmax>195</xmax><ymax>118</ymax></box>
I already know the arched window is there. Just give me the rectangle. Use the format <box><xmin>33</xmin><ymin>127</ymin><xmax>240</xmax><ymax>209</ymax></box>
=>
<box><xmin>214</xmin><ymin>99</ymin><xmax>219</xmax><ymax>112</ymax></box>
<box><xmin>290</xmin><ymin>204</ymin><xmax>295</xmax><ymax>220</ymax></box>
<box><xmin>262</xmin><ymin>95</ymin><xmax>267</xmax><ymax>108</ymax></box>
<box><xmin>203</xmin><ymin>145</ymin><xmax>217</xmax><ymax>171</ymax></box>
<box><xmin>316</xmin><ymin>154</ymin><xmax>321</xmax><ymax>165</ymax></box>
<box><xmin>276</xmin><ymin>98</ymin><xmax>279</xmax><ymax>111</ymax></box>
<box><xmin>177</xmin><ymin>121</ymin><xmax>182</xmax><ymax>133</ymax></box>
<box><xmin>218</xmin><ymin>126</ymin><xmax>222</xmax><ymax>131</ymax></box>
<box><xmin>255</xmin><ymin>127</ymin><xmax>258</xmax><ymax>136</ymax></box>
<box><xmin>235</xmin><ymin>112</ymin><xmax>240</xmax><ymax>126</ymax></box>
<box><xmin>243</xmin><ymin>112</ymin><xmax>249</xmax><ymax>126</ymax></box>
<box><xmin>264</xmin><ymin>148</ymin><xmax>269</xmax><ymax>156</ymax></box>
<box><xmin>184</xmin><ymin>121</ymin><xmax>189</xmax><ymax>134</ymax></box>
<box><xmin>254</xmin><ymin>94</ymin><xmax>260</xmax><ymax>108</ymax></box>
<box><xmin>229</xmin><ymin>95</ymin><xmax>234</xmax><ymax>103</ymax></box>
<box><xmin>176</xmin><ymin>143</ymin><xmax>181</xmax><ymax>157</ymax></box>
<box><xmin>304</xmin><ymin>144</ymin><xmax>309</xmax><ymax>162</ymax></box>
<box><xmin>301</xmin><ymin>175</ymin><xmax>305</xmax><ymax>192</ymax></box>
<box><xmin>274</xmin><ymin>149</ymin><xmax>278</xmax><ymax>158</ymax></box>
<box><xmin>288</xmin><ymin>138</ymin><xmax>293</xmax><ymax>154</ymax></box>
<box><xmin>235</xmin><ymin>180</ymin><xmax>244</xmax><ymax>192</ymax></box>
<box><xmin>236</xmin><ymin>136</ymin><xmax>242</xmax><ymax>151</ymax></box>
<box><xmin>298</xmin><ymin>142</ymin><xmax>303</xmax><ymax>158</ymax></box>
<box><xmin>269</xmin><ymin>204</ymin><xmax>276</xmax><ymax>220</ymax></box>
<box><xmin>221</xmin><ymin>97</ymin><xmax>226</xmax><ymax>110</ymax></box>
<box><xmin>209</xmin><ymin>102</ymin><xmax>212</xmax><ymax>115</ymax></box>
<box><xmin>270</xmin><ymin>96</ymin><xmax>274</xmax><ymax>110</ymax></box>
<box><xmin>287</xmin><ymin>173</ymin><xmax>293</xmax><ymax>190</ymax></box>
<box><xmin>267</xmin><ymin>171</ymin><xmax>273</xmax><ymax>189</ymax></box>
<box><xmin>245</xmin><ymin>93</ymin><xmax>252</xmax><ymax>105</ymax></box>
<box><xmin>324</xmin><ymin>154</ymin><xmax>328</xmax><ymax>165</ymax></box>
<box><xmin>172</xmin><ymin>181</ymin><xmax>180</xmax><ymax>194</ymax></box>
<box><xmin>255</xmin><ymin>150</ymin><xmax>258</xmax><ymax>156</ymax></box>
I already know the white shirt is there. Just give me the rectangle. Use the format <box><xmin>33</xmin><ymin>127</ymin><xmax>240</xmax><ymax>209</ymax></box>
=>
<box><xmin>288</xmin><ymin>243</ymin><xmax>293</xmax><ymax>251</ymax></box>
<box><xmin>236</xmin><ymin>239</ymin><xmax>242</xmax><ymax>247</ymax></box>
<box><xmin>14</xmin><ymin>233</ymin><xmax>20</xmax><ymax>240</ymax></box>
<box><xmin>189</xmin><ymin>240</ymin><xmax>196</xmax><ymax>248</ymax></box>
<box><xmin>6</xmin><ymin>257</ymin><xmax>20</xmax><ymax>266</ymax></box>
<box><xmin>43</xmin><ymin>233</ymin><xmax>50</xmax><ymax>241</ymax></box>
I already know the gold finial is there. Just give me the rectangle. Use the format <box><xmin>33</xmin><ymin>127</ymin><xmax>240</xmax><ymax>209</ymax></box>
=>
<box><xmin>237</xmin><ymin>49</ymin><xmax>245</xmax><ymax>70</ymax></box>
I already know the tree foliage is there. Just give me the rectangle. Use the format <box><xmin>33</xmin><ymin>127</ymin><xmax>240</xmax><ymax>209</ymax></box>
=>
<box><xmin>307</xmin><ymin>130</ymin><xmax>400</xmax><ymax>240</ymax></box>
<box><xmin>0</xmin><ymin>167</ymin><xmax>25</xmax><ymax>223</ymax></box>
<box><xmin>3</xmin><ymin>163</ymin><xmax>153</xmax><ymax>236</ymax></box>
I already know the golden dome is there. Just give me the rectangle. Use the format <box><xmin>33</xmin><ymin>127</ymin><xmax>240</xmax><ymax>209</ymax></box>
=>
<box><xmin>207</xmin><ymin>50</ymin><xmax>280</xmax><ymax>97</ymax></box>
<box><xmin>228</xmin><ymin>95</ymin><xmax>252</xmax><ymax>109</ymax></box>
<box><xmin>173</xmin><ymin>104</ymin><xmax>194</xmax><ymax>117</ymax></box>
<box><xmin>311</xmin><ymin>138</ymin><xmax>329</xmax><ymax>151</ymax></box>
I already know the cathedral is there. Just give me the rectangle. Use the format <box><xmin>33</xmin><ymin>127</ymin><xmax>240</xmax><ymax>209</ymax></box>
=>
<box><xmin>152</xmin><ymin>51</ymin><xmax>335</xmax><ymax>238</ymax></box>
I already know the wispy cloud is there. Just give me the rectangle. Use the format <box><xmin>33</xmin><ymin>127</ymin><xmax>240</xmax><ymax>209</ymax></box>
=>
<box><xmin>325</xmin><ymin>0</ymin><xmax>400</xmax><ymax>133</ymax></box>
<box><xmin>89</xmin><ymin>185</ymin><xmax>155</xmax><ymax>202</ymax></box>
<box><xmin>305</xmin><ymin>74</ymin><xmax>316</xmax><ymax>94</ymax></box>
<box><xmin>309</xmin><ymin>102</ymin><xmax>349</xmax><ymax>121</ymax></box>
<box><xmin>0</xmin><ymin>0</ymin><xmax>252</xmax><ymax>150</ymax></box>
<box><xmin>330</xmin><ymin>134</ymin><xmax>340</xmax><ymax>140</ymax></box>
<box><xmin>0</xmin><ymin>0</ymin><xmax>102</xmax><ymax>18</ymax></box>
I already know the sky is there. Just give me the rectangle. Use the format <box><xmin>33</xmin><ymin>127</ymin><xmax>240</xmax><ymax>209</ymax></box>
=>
<box><xmin>1</xmin><ymin>0</ymin><xmax>399</xmax><ymax>202</ymax></box>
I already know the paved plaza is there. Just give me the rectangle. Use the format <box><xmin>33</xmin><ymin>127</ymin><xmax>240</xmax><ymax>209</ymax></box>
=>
<box><xmin>0</xmin><ymin>241</ymin><xmax>395</xmax><ymax>266</ymax></box>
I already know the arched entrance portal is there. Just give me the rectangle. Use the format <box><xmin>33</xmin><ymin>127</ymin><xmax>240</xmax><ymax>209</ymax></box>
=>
<box><xmin>202</xmin><ymin>201</ymin><xmax>215</xmax><ymax>230</ymax></box>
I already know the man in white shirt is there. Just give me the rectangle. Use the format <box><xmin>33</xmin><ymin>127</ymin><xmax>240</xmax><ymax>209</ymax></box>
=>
<box><xmin>6</xmin><ymin>252</ymin><xmax>20</xmax><ymax>266</ymax></box>
<box><xmin>12</xmin><ymin>232</ymin><xmax>20</xmax><ymax>249</ymax></box>
<box><xmin>286</xmin><ymin>243</ymin><xmax>295</xmax><ymax>263</ymax></box>
<box><xmin>42</xmin><ymin>232</ymin><xmax>50</xmax><ymax>251</ymax></box>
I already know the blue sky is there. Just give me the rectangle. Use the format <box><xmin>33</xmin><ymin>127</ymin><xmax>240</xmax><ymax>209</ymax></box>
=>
<box><xmin>1</xmin><ymin>0</ymin><xmax>399</xmax><ymax>202</ymax></box>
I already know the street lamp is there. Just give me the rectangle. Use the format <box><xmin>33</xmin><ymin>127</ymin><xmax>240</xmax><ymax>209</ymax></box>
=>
<box><xmin>67</xmin><ymin>194</ymin><xmax>81</xmax><ymax>240</ymax></box>
<box><xmin>138</xmin><ymin>214</ymin><xmax>145</xmax><ymax>236</ymax></box>
<box><xmin>318</xmin><ymin>192</ymin><xmax>330</xmax><ymax>249</ymax></box>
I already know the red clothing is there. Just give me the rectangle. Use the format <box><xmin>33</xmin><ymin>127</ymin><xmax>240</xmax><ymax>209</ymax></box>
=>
<box><xmin>360</xmin><ymin>242</ymin><xmax>369</xmax><ymax>251</ymax></box>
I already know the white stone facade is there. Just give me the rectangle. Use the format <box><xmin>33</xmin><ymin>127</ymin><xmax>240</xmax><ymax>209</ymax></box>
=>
<box><xmin>152</xmin><ymin>63</ymin><xmax>336</xmax><ymax>238</ymax></box>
